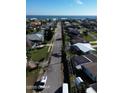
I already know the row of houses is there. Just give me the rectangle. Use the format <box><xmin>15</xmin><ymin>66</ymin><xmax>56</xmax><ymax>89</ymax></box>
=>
<box><xmin>26</xmin><ymin>19</ymin><xmax>57</xmax><ymax>49</ymax></box>
<box><xmin>63</xmin><ymin>19</ymin><xmax>97</xmax><ymax>93</ymax></box>
<box><xmin>80</xmin><ymin>18</ymin><xmax>97</xmax><ymax>32</ymax></box>
<box><xmin>70</xmin><ymin>55</ymin><xmax>97</xmax><ymax>82</ymax></box>
<box><xmin>26</xmin><ymin>19</ymin><xmax>57</xmax><ymax>70</ymax></box>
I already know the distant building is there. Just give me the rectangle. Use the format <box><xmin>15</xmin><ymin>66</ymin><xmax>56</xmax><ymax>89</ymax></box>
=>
<box><xmin>30</xmin><ymin>21</ymin><xmax>41</xmax><ymax>26</ymax></box>
<box><xmin>30</xmin><ymin>18</ymin><xmax>38</xmax><ymax>21</ymax></box>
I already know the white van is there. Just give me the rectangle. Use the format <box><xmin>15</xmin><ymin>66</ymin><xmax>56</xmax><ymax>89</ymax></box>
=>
<box><xmin>63</xmin><ymin>83</ymin><xmax>68</xmax><ymax>93</ymax></box>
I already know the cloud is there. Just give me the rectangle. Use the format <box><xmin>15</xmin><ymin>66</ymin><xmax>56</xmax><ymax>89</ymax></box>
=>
<box><xmin>75</xmin><ymin>0</ymin><xmax>83</xmax><ymax>5</ymax></box>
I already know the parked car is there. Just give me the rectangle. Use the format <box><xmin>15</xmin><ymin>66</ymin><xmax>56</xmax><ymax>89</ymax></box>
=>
<box><xmin>33</xmin><ymin>76</ymin><xmax>47</xmax><ymax>91</ymax></box>
<box><xmin>75</xmin><ymin>77</ymin><xmax>84</xmax><ymax>87</ymax></box>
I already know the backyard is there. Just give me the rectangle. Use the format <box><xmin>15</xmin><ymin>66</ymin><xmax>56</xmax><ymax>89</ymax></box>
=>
<box><xmin>27</xmin><ymin>46</ymin><xmax>49</xmax><ymax>62</ymax></box>
<box><xmin>83</xmin><ymin>35</ymin><xmax>95</xmax><ymax>41</ymax></box>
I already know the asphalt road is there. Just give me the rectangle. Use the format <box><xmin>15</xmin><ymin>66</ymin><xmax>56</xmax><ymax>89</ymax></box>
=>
<box><xmin>40</xmin><ymin>22</ymin><xmax>63</xmax><ymax>93</ymax></box>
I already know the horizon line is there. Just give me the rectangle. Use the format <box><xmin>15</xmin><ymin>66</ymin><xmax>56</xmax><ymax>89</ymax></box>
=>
<box><xmin>26</xmin><ymin>14</ymin><xmax>97</xmax><ymax>16</ymax></box>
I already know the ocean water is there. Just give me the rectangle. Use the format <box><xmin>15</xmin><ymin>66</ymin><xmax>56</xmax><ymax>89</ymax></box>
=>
<box><xmin>26</xmin><ymin>15</ymin><xmax>96</xmax><ymax>20</ymax></box>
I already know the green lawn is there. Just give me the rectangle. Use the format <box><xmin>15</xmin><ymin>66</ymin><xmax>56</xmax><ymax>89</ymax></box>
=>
<box><xmin>83</xmin><ymin>35</ymin><xmax>95</xmax><ymax>41</ymax></box>
<box><xmin>91</xmin><ymin>43</ymin><xmax>97</xmax><ymax>45</ymax></box>
<box><xmin>79</xmin><ymin>28</ymin><xmax>88</xmax><ymax>34</ymax></box>
<box><xmin>28</xmin><ymin>46</ymin><xmax>49</xmax><ymax>62</ymax></box>
<box><xmin>26</xmin><ymin>46</ymin><xmax>48</xmax><ymax>93</ymax></box>
<box><xmin>26</xmin><ymin>67</ymin><xmax>42</xmax><ymax>76</ymax></box>
<box><xmin>90</xmin><ymin>41</ymin><xmax>97</xmax><ymax>45</ymax></box>
<box><xmin>69</xmin><ymin>74</ymin><xmax>77</xmax><ymax>93</ymax></box>
<box><xmin>64</xmin><ymin>32</ymin><xmax>70</xmax><ymax>46</ymax></box>
<box><xmin>79</xmin><ymin>28</ymin><xmax>97</xmax><ymax>41</ymax></box>
<box><xmin>64</xmin><ymin>33</ymin><xmax>70</xmax><ymax>42</ymax></box>
<box><xmin>90</xmin><ymin>31</ymin><xmax>97</xmax><ymax>37</ymax></box>
<box><xmin>26</xmin><ymin>29</ymin><xmax>37</xmax><ymax>34</ymax></box>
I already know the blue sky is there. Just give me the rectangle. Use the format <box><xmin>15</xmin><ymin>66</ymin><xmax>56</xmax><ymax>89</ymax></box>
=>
<box><xmin>26</xmin><ymin>0</ymin><xmax>96</xmax><ymax>15</ymax></box>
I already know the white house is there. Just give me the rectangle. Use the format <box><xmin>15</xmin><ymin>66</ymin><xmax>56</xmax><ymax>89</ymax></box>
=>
<box><xmin>73</xmin><ymin>43</ymin><xmax>95</xmax><ymax>53</ymax></box>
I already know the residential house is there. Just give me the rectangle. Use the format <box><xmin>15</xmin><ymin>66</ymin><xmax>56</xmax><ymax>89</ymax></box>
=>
<box><xmin>81</xmin><ymin>62</ymin><xmax>97</xmax><ymax>81</ymax></box>
<box><xmin>26</xmin><ymin>31</ymin><xmax>44</xmax><ymax>48</ymax></box>
<box><xmin>70</xmin><ymin>36</ymin><xmax>88</xmax><ymax>44</ymax></box>
<box><xmin>27</xmin><ymin>31</ymin><xmax>44</xmax><ymax>42</ymax></box>
<box><xmin>70</xmin><ymin>43</ymin><xmax>95</xmax><ymax>54</ymax></box>
<box><xmin>30</xmin><ymin>21</ymin><xmax>41</xmax><ymax>27</ymax></box>
<box><xmin>85</xmin><ymin>54</ymin><xmax>97</xmax><ymax>63</ymax></box>
<box><xmin>70</xmin><ymin>55</ymin><xmax>90</xmax><ymax>70</ymax></box>
<box><xmin>66</xmin><ymin>28</ymin><xmax>80</xmax><ymax>39</ymax></box>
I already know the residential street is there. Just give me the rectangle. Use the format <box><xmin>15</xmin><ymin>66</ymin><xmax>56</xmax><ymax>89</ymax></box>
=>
<box><xmin>40</xmin><ymin>22</ymin><xmax>63</xmax><ymax>93</ymax></box>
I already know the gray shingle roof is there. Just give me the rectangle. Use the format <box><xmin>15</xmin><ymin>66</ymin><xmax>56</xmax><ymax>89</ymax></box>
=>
<box><xmin>26</xmin><ymin>31</ymin><xmax>44</xmax><ymax>41</ymax></box>
<box><xmin>71</xmin><ymin>55</ymin><xmax>90</xmax><ymax>66</ymax></box>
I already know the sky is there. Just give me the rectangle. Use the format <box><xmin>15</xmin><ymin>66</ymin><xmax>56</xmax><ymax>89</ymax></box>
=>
<box><xmin>26</xmin><ymin>0</ymin><xmax>96</xmax><ymax>16</ymax></box>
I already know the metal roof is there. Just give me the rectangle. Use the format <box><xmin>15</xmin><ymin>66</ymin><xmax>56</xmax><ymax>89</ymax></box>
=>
<box><xmin>73</xmin><ymin>43</ymin><xmax>95</xmax><ymax>53</ymax></box>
